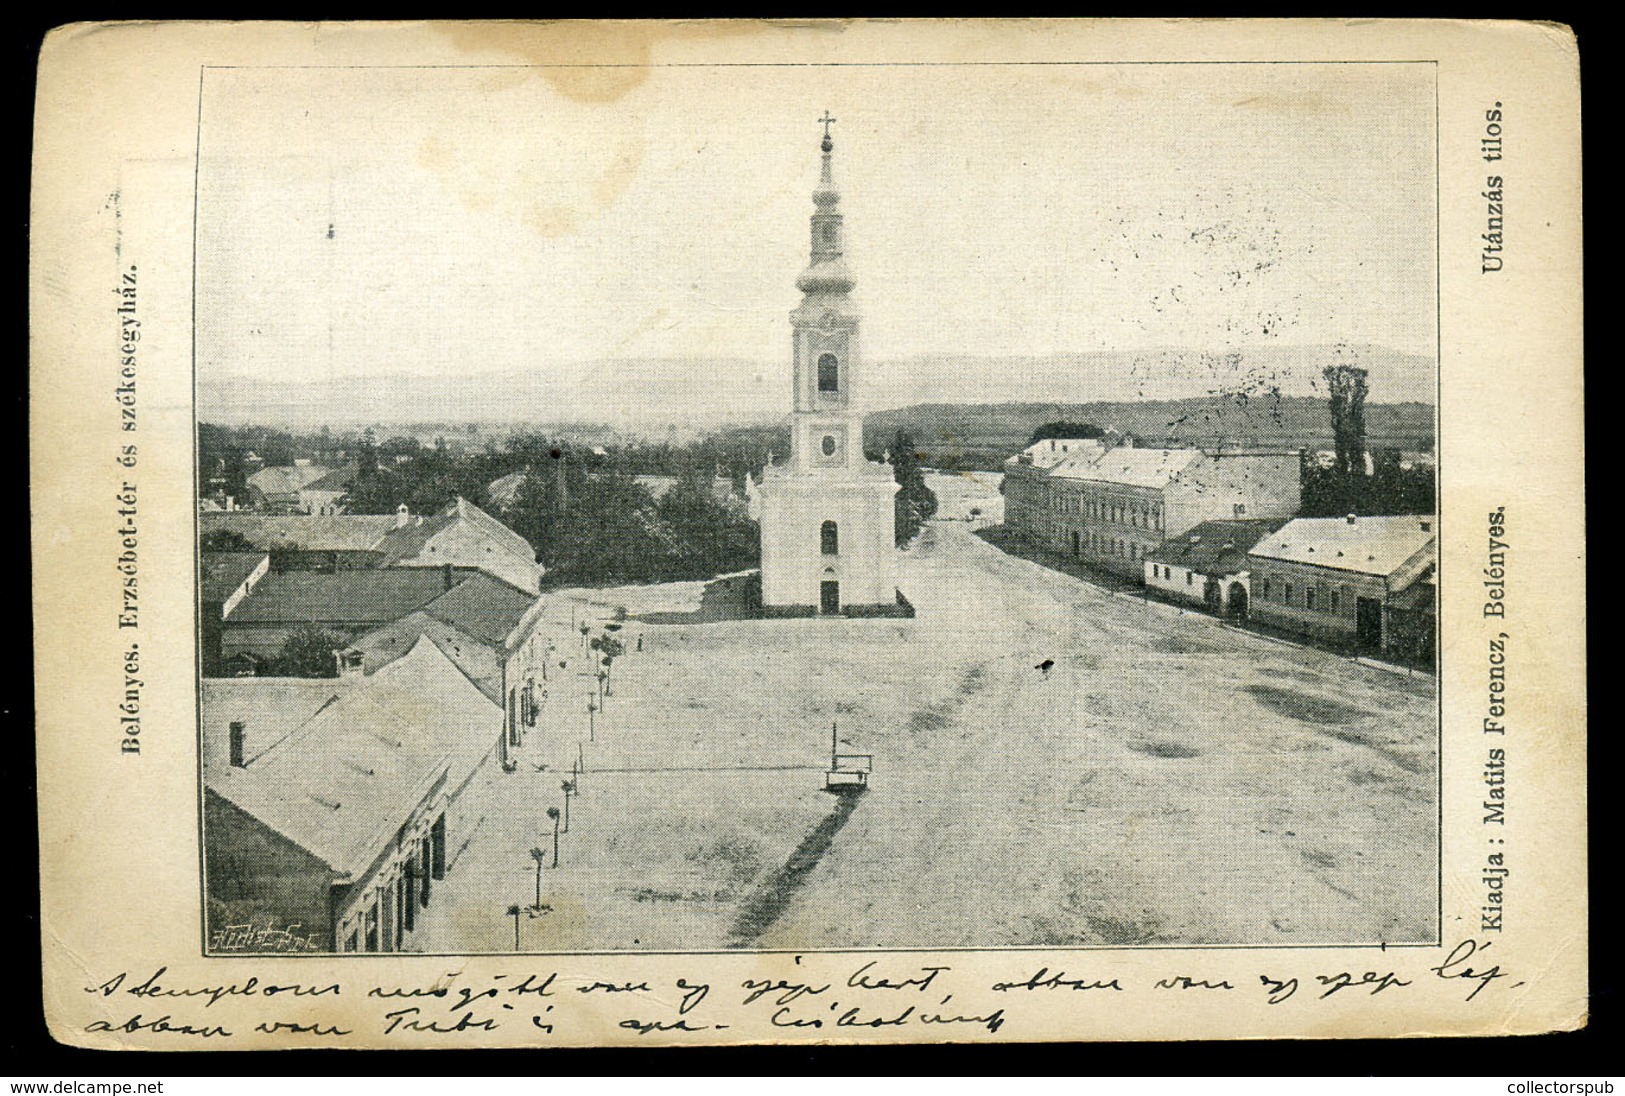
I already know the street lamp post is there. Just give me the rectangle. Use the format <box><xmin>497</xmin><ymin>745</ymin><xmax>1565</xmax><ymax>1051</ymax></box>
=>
<box><xmin>561</xmin><ymin>779</ymin><xmax>576</xmax><ymax>833</ymax></box>
<box><xmin>587</xmin><ymin>694</ymin><xmax>597</xmax><ymax>741</ymax></box>
<box><xmin>546</xmin><ymin>807</ymin><xmax>561</xmax><ymax>869</ymax></box>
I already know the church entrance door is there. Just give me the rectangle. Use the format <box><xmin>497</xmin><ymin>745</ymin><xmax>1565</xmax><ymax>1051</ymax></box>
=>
<box><xmin>820</xmin><ymin>580</ymin><xmax>840</xmax><ymax>615</ymax></box>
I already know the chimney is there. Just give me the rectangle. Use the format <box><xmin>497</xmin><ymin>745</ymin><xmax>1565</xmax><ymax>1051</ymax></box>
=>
<box><xmin>229</xmin><ymin>721</ymin><xmax>246</xmax><ymax>768</ymax></box>
<box><xmin>1346</xmin><ymin>513</ymin><xmax>1358</xmax><ymax>525</ymax></box>
<box><xmin>395</xmin><ymin>503</ymin><xmax>410</xmax><ymax>528</ymax></box>
<box><xmin>442</xmin><ymin>562</ymin><xmax>456</xmax><ymax>590</ymax></box>
<box><xmin>335</xmin><ymin>648</ymin><xmax>365</xmax><ymax>678</ymax></box>
<box><xmin>1419</xmin><ymin>520</ymin><xmax>1432</xmax><ymax>533</ymax></box>
<box><xmin>224</xmin><ymin>495</ymin><xmax>235</xmax><ymax>512</ymax></box>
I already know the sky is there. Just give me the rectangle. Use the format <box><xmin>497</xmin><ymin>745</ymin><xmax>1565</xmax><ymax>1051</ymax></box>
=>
<box><xmin>196</xmin><ymin>61</ymin><xmax>1436</xmax><ymax>415</ymax></box>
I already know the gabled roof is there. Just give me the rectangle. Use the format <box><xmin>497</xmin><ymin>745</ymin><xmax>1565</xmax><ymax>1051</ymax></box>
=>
<box><xmin>205</xmin><ymin>637</ymin><xmax>500</xmax><ymax>879</ymax></box>
<box><xmin>372</xmin><ymin>513</ymin><xmax>458</xmax><ymax>564</ymax></box>
<box><xmin>1248</xmin><ymin>515</ymin><xmax>1437</xmax><ymax>577</ymax></box>
<box><xmin>201</xmin><ymin>513</ymin><xmax>399</xmax><ymax>553</ymax></box>
<box><xmin>1147</xmin><ymin>519</ymin><xmax>1285</xmax><ymax>574</ymax></box>
<box><xmin>447</xmin><ymin>497</ymin><xmax>536</xmax><ymax>562</ymax></box>
<box><xmin>248</xmin><ymin>464</ymin><xmax>334</xmax><ymax>496</ymax></box>
<box><xmin>200</xmin><ymin>551</ymin><xmax>269</xmax><ymax>605</ymax></box>
<box><xmin>420</xmin><ymin>571</ymin><xmax>537</xmax><ymax>646</ymax></box>
<box><xmin>351</xmin><ymin>611</ymin><xmax>506</xmax><ymax>705</ymax></box>
<box><xmin>299</xmin><ymin>464</ymin><xmax>358</xmax><ymax>493</ymax></box>
<box><xmin>1050</xmin><ymin>447</ymin><xmax>1203</xmax><ymax>488</ymax></box>
<box><xmin>486</xmin><ymin>471</ymin><xmax>527</xmax><ymax>509</ymax></box>
<box><xmin>225</xmin><ymin>569</ymin><xmax>464</xmax><ymax>626</ymax></box>
<box><xmin>1005</xmin><ymin>438</ymin><xmax>1106</xmax><ymax>471</ymax></box>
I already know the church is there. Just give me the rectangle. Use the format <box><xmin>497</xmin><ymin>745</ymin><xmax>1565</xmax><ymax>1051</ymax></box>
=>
<box><xmin>757</xmin><ymin>116</ymin><xmax>902</xmax><ymax>617</ymax></box>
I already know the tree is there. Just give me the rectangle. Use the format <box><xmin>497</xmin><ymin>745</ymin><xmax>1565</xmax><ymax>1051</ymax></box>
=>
<box><xmin>1323</xmin><ymin>363</ymin><xmax>1370</xmax><ymax>513</ymax></box>
<box><xmin>656</xmin><ymin>474</ymin><xmax>758</xmax><ymax>579</ymax></box>
<box><xmin>269</xmin><ymin>624</ymin><xmax>346</xmax><ymax>677</ymax></box>
<box><xmin>200</xmin><ymin>528</ymin><xmax>256</xmax><ymax>553</ymax></box>
<box><xmin>890</xmin><ymin>429</ymin><xmax>938</xmax><ymax>546</ymax></box>
<box><xmin>1028</xmin><ymin>421</ymin><xmax>1104</xmax><ymax>444</ymax></box>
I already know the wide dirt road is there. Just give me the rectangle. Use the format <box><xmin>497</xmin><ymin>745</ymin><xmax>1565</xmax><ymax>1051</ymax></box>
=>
<box><xmin>757</xmin><ymin>518</ymin><xmax>1437</xmax><ymax>949</ymax></box>
<box><xmin>413</xmin><ymin>495</ymin><xmax>1436</xmax><ymax>952</ymax></box>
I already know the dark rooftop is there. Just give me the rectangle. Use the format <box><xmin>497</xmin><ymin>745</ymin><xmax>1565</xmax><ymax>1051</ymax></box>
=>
<box><xmin>200</xmin><ymin>551</ymin><xmax>269</xmax><ymax>605</ymax></box>
<box><xmin>225</xmin><ymin>569</ymin><xmax>467</xmax><ymax>626</ymax></box>
<box><xmin>1147</xmin><ymin>519</ymin><xmax>1286</xmax><ymax>575</ymax></box>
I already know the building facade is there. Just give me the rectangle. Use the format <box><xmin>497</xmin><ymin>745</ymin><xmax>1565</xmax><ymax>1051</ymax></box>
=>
<box><xmin>201</xmin><ymin>496</ymin><xmax>543</xmax><ymax>593</ymax></box>
<box><xmin>1004</xmin><ymin>444</ymin><xmax>1302</xmax><ymax>579</ymax></box>
<box><xmin>202</xmin><ymin>638</ymin><xmax>502</xmax><ymax>953</ymax></box>
<box><xmin>1143</xmin><ymin>518</ymin><xmax>1285</xmax><ymax>617</ymax></box>
<box><xmin>1246</xmin><ymin>514</ymin><xmax>1436</xmax><ymax>656</ymax></box>
<box><xmin>757</xmin><ymin>118</ymin><xmax>899</xmax><ymax>615</ymax></box>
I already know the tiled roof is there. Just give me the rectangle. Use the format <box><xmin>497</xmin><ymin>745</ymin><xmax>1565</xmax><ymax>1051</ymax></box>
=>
<box><xmin>201</xmin><ymin>513</ymin><xmax>399</xmax><ymax>553</ymax></box>
<box><xmin>448</xmin><ymin>497</ymin><xmax>537</xmax><ymax>562</ymax></box>
<box><xmin>299</xmin><ymin>464</ymin><xmax>358</xmax><ymax>493</ymax></box>
<box><xmin>1050</xmin><ymin>448</ymin><xmax>1203</xmax><ymax>488</ymax></box>
<box><xmin>204</xmin><ymin>637</ymin><xmax>500</xmax><ymax>878</ymax></box>
<box><xmin>351</xmin><ymin>611</ymin><xmax>505</xmax><ymax>705</ymax></box>
<box><xmin>200</xmin><ymin>551</ymin><xmax>269</xmax><ymax>605</ymax></box>
<box><xmin>225</xmin><ymin>569</ymin><xmax>462</xmax><ymax>626</ymax></box>
<box><xmin>1248</xmin><ymin>515</ymin><xmax>1437</xmax><ymax>577</ymax></box>
<box><xmin>373</xmin><ymin>514</ymin><xmax>458</xmax><ymax>564</ymax></box>
<box><xmin>201</xmin><ymin>677</ymin><xmax>352</xmax><ymax>774</ymax></box>
<box><xmin>1146</xmin><ymin>519</ymin><xmax>1285</xmax><ymax>574</ymax></box>
<box><xmin>248</xmin><ymin>464</ymin><xmax>334</xmax><ymax>497</ymax></box>
<box><xmin>420</xmin><ymin>571</ymin><xmax>537</xmax><ymax>646</ymax></box>
<box><xmin>487</xmin><ymin>471</ymin><xmax>527</xmax><ymax>508</ymax></box>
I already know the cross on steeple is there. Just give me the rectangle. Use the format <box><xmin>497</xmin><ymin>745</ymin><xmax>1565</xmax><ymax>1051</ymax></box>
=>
<box><xmin>819</xmin><ymin>111</ymin><xmax>837</xmax><ymax>139</ymax></box>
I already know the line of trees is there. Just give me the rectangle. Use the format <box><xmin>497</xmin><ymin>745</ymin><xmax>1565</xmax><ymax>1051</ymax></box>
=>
<box><xmin>506</xmin><ymin>453</ymin><xmax>760</xmax><ymax>586</ymax></box>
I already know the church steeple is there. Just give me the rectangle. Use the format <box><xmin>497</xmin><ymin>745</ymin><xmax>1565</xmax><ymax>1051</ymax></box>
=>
<box><xmin>757</xmin><ymin>112</ymin><xmax>899</xmax><ymax>616</ymax></box>
<box><xmin>798</xmin><ymin>113</ymin><xmax>853</xmax><ymax>297</ymax></box>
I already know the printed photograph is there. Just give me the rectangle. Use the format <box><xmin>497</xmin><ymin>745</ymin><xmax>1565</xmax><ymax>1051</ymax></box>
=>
<box><xmin>193</xmin><ymin>60</ymin><xmax>1439</xmax><ymax>955</ymax></box>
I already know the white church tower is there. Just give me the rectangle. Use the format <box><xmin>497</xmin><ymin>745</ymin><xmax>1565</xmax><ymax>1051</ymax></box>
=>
<box><xmin>758</xmin><ymin>114</ymin><xmax>899</xmax><ymax>616</ymax></box>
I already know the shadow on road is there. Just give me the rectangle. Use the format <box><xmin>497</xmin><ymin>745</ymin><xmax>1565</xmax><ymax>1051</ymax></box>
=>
<box><xmin>726</xmin><ymin>787</ymin><xmax>865</xmax><ymax>946</ymax></box>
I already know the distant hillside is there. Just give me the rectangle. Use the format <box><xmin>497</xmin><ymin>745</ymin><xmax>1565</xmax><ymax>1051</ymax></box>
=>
<box><xmin>860</xmin><ymin>397</ymin><xmax>1435</xmax><ymax>469</ymax></box>
<box><xmin>199</xmin><ymin>344</ymin><xmax>1432</xmax><ymax>437</ymax></box>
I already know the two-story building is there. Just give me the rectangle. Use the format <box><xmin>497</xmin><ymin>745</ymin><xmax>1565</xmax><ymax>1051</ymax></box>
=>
<box><xmin>1008</xmin><ymin>445</ymin><xmax>1302</xmax><ymax>579</ymax></box>
<box><xmin>1000</xmin><ymin>437</ymin><xmax>1106</xmax><ymax>543</ymax></box>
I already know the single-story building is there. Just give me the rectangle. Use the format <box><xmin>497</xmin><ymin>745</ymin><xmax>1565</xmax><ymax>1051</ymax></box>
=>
<box><xmin>1143</xmin><ymin>518</ymin><xmax>1285</xmax><ymax>618</ymax></box>
<box><xmin>1246</xmin><ymin>514</ymin><xmax>1436</xmax><ymax>656</ymax></box>
<box><xmin>202</xmin><ymin>636</ymin><xmax>502</xmax><ymax>953</ymax></box>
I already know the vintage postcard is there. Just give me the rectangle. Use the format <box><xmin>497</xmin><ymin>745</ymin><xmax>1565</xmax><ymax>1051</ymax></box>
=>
<box><xmin>31</xmin><ymin>19</ymin><xmax>1584</xmax><ymax>1047</ymax></box>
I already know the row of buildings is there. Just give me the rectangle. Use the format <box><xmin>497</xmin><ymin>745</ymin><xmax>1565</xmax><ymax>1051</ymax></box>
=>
<box><xmin>1002</xmin><ymin>437</ymin><xmax>1436</xmax><ymax>661</ymax></box>
<box><xmin>199</xmin><ymin>496</ymin><xmax>586</xmax><ymax>953</ymax></box>
<box><xmin>201</xmin><ymin>458</ymin><xmax>357</xmax><ymax>516</ymax></box>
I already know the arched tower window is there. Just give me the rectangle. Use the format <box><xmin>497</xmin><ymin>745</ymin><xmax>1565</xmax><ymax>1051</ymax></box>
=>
<box><xmin>820</xmin><ymin>520</ymin><xmax>839</xmax><ymax>555</ymax></box>
<box><xmin>817</xmin><ymin>353</ymin><xmax>839</xmax><ymax>393</ymax></box>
